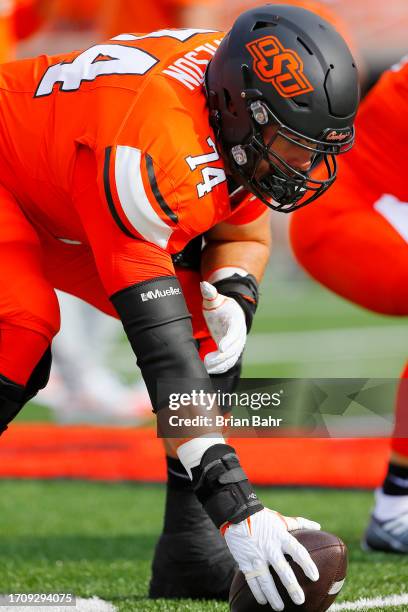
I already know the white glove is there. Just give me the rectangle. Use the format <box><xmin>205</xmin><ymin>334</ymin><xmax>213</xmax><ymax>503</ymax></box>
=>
<box><xmin>223</xmin><ymin>508</ymin><xmax>321</xmax><ymax>611</ymax></box>
<box><xmin>200</xmin><ymin>281</ymin><xmax>247</xmax><ymax>375</ymax></box>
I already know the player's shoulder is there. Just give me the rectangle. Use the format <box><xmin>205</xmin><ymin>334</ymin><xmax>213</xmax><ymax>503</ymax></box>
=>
<box><xmin>106</xmin><ymin>28</ymin><xmax>225</xmax><ymax>92</ymax></box>
<box><xmin>115</xmin><ymin>28</ymin><xmax>224</xmax><ymax>62</ymax></box>
<box><xmin>119</xmin><ymin>39</ymin><xmax>230</xmax><ymax>218</ymax></box>
<box><xmin>77</xmin><ymin>28</ymin><xmax>225</xmax><ymax>142</ymax></box>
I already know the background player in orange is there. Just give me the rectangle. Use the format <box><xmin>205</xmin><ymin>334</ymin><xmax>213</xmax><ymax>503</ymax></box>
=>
<box><xmin>0</xmin><ymin>0</ymin><xmax>50</xmax><ymax>63</ymax></box>
<box><xmin>290</xmin><ymin>56</ymin><xmax>408</xmax><ymax>553</ymax></box>
<box><xmin>0</xmin><ymin>5</ymin><xmax>359</xmax><ymax>606</ymax></box>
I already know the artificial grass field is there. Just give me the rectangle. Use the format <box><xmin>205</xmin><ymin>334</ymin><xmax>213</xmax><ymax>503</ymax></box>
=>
<box><xmin>1</xmin><ymin>480</ymin><xmax>407</xmax><ymax>611</ymax></box>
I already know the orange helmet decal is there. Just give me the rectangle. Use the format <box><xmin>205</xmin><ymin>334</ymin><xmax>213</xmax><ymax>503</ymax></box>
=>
<box><xmin>246</xmin><ymin>35</ymin><xmax>314</xmax><ymax>98</ymax></box>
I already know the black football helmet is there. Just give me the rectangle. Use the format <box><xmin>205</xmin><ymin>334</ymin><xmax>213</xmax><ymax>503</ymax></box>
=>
<box><xmin>205</xmin><ymin>4</ymin><xmax>359</xmax><ymax>212</ymax></box>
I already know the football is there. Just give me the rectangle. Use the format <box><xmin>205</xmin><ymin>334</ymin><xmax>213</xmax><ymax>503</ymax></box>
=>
<box><xmin>229</xmin><ymin>529</ymin><xmax>347</xmax><ymax>612</ymax></box>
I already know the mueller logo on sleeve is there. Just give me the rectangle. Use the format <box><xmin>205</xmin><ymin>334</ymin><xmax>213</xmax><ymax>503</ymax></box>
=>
<box><xmin>246</xmin><ymin>35</ymin><xmax>314</xmax><ymax>98</ymax></box>
<box><xmin>141</xmin><ymin>286</ymin><xmax>182</xmax><ymax>302</ymax></box>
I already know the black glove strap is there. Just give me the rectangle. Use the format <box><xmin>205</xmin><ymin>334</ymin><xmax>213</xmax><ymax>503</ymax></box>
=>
<box><xmin>213</xmin><ymin>274</ymin><xmax>259</xmax><ymax>332</ymax></box>
<box><xmin>191</xmin><ymin>443</ymin><xmax>263</xmax><ymax>528</ymax></box>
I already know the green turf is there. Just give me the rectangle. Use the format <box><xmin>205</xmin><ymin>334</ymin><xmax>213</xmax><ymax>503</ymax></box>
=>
<box><xmin>0</xmin><ymin>481</ymin><xmax>407</xmax><ymax>611</ymax></box>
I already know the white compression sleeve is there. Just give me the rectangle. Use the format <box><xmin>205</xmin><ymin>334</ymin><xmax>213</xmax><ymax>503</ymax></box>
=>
<box><xmin>177</xmin><ymin>434</ymin><xmax>226</xmax><ymax>479</ymax></box>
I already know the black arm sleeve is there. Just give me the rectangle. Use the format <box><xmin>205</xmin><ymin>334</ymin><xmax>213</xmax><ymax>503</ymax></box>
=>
<box><xmin>111</xmin><ymin>276</ymin><xmax>212</xmax><ymax>412</ymax></box>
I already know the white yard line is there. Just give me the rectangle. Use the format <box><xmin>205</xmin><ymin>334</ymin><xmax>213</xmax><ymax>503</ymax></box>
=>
<box><xmin>0</xmin><ymin>597</ymin><xmax>116</xmax><ymax>612</ymax></box>
<box><xmin>73</xmin><ymin>598</ymin><xmax>116</xmax><ymax>611</ymax></box>
<box><xmin>246</xmin><ymin>325</ymin><xmax>408</xmax><ymax>364</ymax></box>
<box><xmin>330</xmin><ymin>593</ymin><xmax>408</xmax><ymax>611</ymax></box>
<box><xmin>112</xmin><ymin>325</ymin><xmax>408</xmax><ymax>376</ymax></box>
<box><xmin>110</xmin><ymin>324</ymin><xmax>407</xmax><ymax>374</ymax></box>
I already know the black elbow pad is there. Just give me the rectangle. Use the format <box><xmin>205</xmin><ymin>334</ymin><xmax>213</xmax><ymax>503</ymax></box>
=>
<box><xmin>111</xmin><ymin>276</ymin><xmax>211</xmax><ymax>412</ymax></box>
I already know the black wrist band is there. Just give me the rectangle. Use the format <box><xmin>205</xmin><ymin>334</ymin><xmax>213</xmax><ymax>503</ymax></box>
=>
<box><xmin>213</xmin><ymin>273</ymin><xmax>259</xmax><ymax>332</ymax></box>
<box><xmin>191</xmin><ymin>443</ymin><xmax>263</xmax><ymax>528</ymax></box>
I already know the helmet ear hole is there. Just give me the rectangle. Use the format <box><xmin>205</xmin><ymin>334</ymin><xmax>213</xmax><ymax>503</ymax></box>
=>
<box><xmin>292</xmin><ymin>98</ymin><xmax>309</xmax><ymax>108</ymax></box>
<box><xmin>252</xmin><ymin>20</ymin><xmax>278</xmax><ymax>31</ymax></box>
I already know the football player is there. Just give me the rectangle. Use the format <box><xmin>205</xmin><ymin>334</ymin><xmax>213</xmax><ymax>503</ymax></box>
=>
<box><xmin>0</xmin><ymin>5</ymin><xmax>359</xmax><ymax>608</ymax></box>
<box><xmin>290</xmin><ymin>56</ymin><xmax>408</xmax><ymax>554</ymax></box>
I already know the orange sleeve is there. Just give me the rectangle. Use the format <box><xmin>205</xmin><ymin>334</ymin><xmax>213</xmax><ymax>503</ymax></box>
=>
<box><xmin>73</xmin><ymin>146</ymin><xmax>175</xmax><ymax>296</ymax></box>
<box><xmin>99</xmin><ymin>142</ymin><xmax>179</xmax><ymax>251</ymax></box>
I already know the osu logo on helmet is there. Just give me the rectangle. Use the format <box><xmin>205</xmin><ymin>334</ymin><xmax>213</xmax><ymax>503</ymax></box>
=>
<box><xmin>246</xmin><ymin>35</ymin><xmax>314</xmax><ymax>98</ymax></box>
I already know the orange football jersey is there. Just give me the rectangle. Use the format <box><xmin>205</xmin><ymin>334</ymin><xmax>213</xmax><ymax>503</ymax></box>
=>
<box><xmin>0</xmin><ymin>29</ymin><xmax>265</xmax><ymax>275</ymax></box>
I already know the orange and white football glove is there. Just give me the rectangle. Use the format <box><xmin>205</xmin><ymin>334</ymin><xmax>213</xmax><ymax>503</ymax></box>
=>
<box><xmin>223</xmin><ymin>508</ymin><xmax>321</xmax><ymax>611</ymax></box>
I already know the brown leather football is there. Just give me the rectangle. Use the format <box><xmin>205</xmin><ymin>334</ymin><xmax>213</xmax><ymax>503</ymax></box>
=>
<box><xmin>229</xmin><ymin>529</ymin><xmax>347</xmax><ymax>612</ymax></box>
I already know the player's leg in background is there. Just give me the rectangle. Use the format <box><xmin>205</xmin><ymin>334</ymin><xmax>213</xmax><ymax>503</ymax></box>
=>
<box><xmin>364</xmin><ymin>362</ymin><xmax>408</xmax><ymax>552</ymax></box>
<box><xmin>149</xmin><ymin>265</ymin><xmax>238</xmax><ymax>600</ymax></box>
<box><xmin>37</xmin><ymin>232</ymin><xmax>151</xmax><ymax>422</ymax></box>
<box><xmin>390</xmin><ymin>363</ymin><xmax>408</xmax><ymax>470</ymax></box>
<box><xmin>290</xmin><ymin>182</ymin><xmax>408</xmax><ymax>553</ymax></box>
<box><xmin>0</xmin><ymin>185</ymin><xmax>60</xmax><ymax>434</ymax></box>
<box><xmin>39</xmin><ymin>290</ymin><xmax>151</xmax><ymax>421</ymax></box>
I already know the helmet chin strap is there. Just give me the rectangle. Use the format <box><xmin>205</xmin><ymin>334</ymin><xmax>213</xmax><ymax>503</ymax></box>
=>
<box><xmin>229</xmin><ymin>145</ymin><xmax>335</xmax><ymax>213</ymax></box>
<box><xmin>260</xmin><ymin>173</ymin><xmax>306</xmax><ymax>206</ymax></box>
